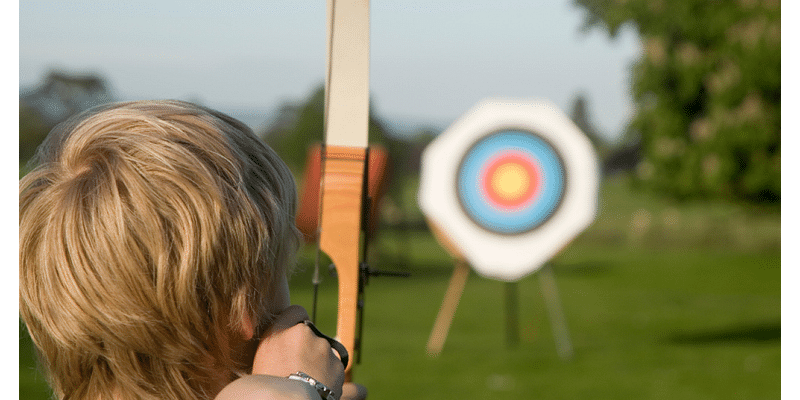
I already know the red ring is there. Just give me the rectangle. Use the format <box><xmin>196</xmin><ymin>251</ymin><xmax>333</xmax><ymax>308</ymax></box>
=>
<box><xmin>480</xmin><ymin>151</ymin><xmax>541</xmax><ymax>209</ymax></box>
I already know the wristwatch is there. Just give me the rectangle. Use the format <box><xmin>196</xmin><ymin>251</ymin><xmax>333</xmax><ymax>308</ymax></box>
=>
<box><xmin>287</xmin><ymin>371</ymin><xmax>337</xmax><ymax>400</ymax></box>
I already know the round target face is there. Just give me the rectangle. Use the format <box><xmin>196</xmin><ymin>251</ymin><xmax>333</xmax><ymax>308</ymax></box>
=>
<box><xmin>418</xmin><ymin>99</ymin><xmax>599</xmax><ymax>281</ymax></box>
<box><xmin>457</xmin><ymin>130</ymin><xmax>565</xmax><ymax>235</ymax></box>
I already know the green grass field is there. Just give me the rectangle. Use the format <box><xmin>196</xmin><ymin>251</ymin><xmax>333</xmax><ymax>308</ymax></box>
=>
<box><xmin>19</xmin><ymin>177</ymin><xmax>780</xmax><ymax>399</ymax></box>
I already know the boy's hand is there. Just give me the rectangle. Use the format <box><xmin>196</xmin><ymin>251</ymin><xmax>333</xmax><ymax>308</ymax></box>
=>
<box><xmin>252</xmin><ymin>305</ymin><xmax>367</xmax><ymax>399</ymax></box>
<box><xmin>218</xmin><ymin>303</ymin><xmax>367</xmax><ymax>400</ymax></box>
<box><xmin>252</xmin><ymin>305</ymin><xmax>343</xmax><ymax>396</ymax></box>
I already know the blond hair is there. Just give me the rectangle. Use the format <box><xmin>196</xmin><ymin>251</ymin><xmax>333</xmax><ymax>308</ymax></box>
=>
<box><xmin>19</xmin><ymin>100</ymin><xmax>301</xmax><ymax>399</ymax></box>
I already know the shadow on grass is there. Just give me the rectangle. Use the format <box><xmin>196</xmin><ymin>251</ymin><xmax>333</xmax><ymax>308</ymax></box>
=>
<box><xmin>551</xmin><ymin>261</ymin><xmax>614</xmax><ymax>277</ymax></box>
<box><xmin>668</xmin><ymin>321</ymin><xmax>780</xmax><ymax>345</ymax></box>
<box><xmin>369</xmin><ymin>251</ymin><xmax>456</xmax><ymax>278</ymax></box>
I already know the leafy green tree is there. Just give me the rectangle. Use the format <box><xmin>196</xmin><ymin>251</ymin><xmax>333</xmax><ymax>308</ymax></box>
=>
<box><xmin>575</xmin><ymin>0</ymin><xmax>780</xmax><ymax>202</ymax></box>
<box><xmin>261</xmin><ymin>85</ymin><xmax>415</xmax><ymax>225</ymax></box>
<box><xmin>19</xmin><ymin>105</ymin><xmax>51</xmax><ymax>170</ymax></box>
<box><xmin>262</xmin><ymin>85</ymin><xmax>391</xmax><ymax>174</ymax></box>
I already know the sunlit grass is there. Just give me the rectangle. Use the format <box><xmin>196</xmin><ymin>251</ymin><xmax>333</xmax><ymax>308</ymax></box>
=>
<box><xmin>20</xmin><ymin>177</ymin><xmax>780</xmax><ymax>399</ymax></box>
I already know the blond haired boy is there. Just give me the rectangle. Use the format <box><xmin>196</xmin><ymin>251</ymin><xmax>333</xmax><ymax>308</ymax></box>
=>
<box><xmin>19</xmin><ymin>100</ymin><xmax>366</xmax><ymax>400</ymax></box>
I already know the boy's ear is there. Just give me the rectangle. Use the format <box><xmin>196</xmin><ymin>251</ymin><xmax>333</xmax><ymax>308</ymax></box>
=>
<box><xmin>232</xmin><ymin>288</ymin><xmax>256</xmax><ymax>340</ymax></box>
<box><xmin>240</xmin><ymin>308</ymin><xmax>256</xmax><ymax>340</ymax></box>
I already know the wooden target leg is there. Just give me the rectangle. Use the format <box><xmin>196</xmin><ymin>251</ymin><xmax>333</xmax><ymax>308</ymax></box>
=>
<box><xmin>426</xmin><ymin>259</ymin><xmax>470</xmax><ymax>357</ymax></box>
<box><xmin>539</xmin><ymin>263</ymin><xmax>574</xmax><ymax>361</ymax></box>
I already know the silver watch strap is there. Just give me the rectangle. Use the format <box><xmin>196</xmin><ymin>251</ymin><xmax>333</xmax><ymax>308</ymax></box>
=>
<box><xmin>288</xmin><ymin>371</ymin><xmax>337</xmax><ymax>400</ymax></box>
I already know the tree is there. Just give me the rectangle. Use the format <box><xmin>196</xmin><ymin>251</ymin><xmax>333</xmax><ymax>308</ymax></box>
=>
<box><xmin>19</xmin><ymin>105</ymin><xmax>50</xmax><ymax>169</ymax></box>
<box><xmin>20</xmin><ymin>70</ymin><xmax>116</xmax><ymax>170</ymax></box>
<box><xmin>574</xmin><ymin>0</ymin><xmax>780</xmax><ymax>203</ymax></box>
<box><xmin>262</xmin><ymin>85</ymin><xmax>392</xmax><ymax>174</ymax></box>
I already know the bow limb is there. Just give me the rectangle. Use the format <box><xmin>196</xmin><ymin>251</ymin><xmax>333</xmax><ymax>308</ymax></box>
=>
<box><xmin>318</xmin><ymin>0</ymin><xmax>370</xmax><ymax>381</ymax></box>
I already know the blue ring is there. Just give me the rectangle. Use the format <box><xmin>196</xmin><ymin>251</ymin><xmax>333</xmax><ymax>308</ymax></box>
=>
<box><xmin>457</xmin><ymin>130</ymin><xmax>565</xmax><ymax>234</ymax></box>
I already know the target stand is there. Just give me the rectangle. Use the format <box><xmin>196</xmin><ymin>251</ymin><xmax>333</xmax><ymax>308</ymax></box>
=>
<box><xmin>419</xmin><ymin>99</ymin><xmax>599</xmax><ymax>358</ymax></box>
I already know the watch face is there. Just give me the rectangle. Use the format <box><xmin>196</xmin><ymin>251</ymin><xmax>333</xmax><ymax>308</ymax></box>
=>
<box><xmin>456</xmin><ymin>129</ymin><xmax>565</xmax><ymax>235</ymax></box>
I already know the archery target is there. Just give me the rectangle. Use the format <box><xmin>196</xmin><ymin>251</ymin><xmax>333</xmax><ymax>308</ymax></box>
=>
<box><xmin>457</xmin><ymin>130</ymin><xmax>565</xmax><ymax>235</ymax></box>
<box><xmin>418</xmin><ymin>99</ymin><xmax>599</xmax><ymax>281</ymax></box>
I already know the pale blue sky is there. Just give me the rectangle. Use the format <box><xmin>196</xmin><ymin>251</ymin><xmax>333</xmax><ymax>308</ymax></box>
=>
<box><xmin>19</xmin><ymin>0</ymin><xmax>641</xmax><ymax>140</ymax></box>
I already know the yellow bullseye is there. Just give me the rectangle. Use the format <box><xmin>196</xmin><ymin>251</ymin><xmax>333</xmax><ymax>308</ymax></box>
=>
<box><xmin>490</xmin><ymin>162</ymin><xmax>531</xmax><ymax>202</ymax></box>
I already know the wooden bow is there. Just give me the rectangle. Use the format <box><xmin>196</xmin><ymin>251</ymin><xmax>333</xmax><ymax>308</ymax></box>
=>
<box><xmin>317</xmin><ymin>0</ymin><xmax>370</xmax><ymax>381</ymax></box>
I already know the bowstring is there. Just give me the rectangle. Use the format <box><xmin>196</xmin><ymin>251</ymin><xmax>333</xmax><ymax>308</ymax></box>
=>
<box><xmin>313</xmin><ymin>0</ymin><xmax>337</xmax><ymax>324</ymax></box>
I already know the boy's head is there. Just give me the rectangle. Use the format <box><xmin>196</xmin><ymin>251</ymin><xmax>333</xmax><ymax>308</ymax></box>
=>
<box><xmin>19</xmin><ymin>100</ymin><xmax>301</xmax><ymax>399</ymax></box>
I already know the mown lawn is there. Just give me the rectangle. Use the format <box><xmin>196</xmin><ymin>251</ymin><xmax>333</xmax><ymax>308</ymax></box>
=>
<box><xmin>20</xmin><ymin>177</ymin><xmax>780</xmax><ymax>399</ymax></box>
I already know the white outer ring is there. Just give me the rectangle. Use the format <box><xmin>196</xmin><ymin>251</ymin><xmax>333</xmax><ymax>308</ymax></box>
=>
<box><xmin>418</xmin><ymin>99</ymin><xmax>600</xmax><ymax>281</ymax></box>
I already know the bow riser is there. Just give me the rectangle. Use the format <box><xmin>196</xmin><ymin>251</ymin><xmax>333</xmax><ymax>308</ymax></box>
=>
<box><xmin>317</xmin><ymin>146</ymin><xmax>366</xmax><ymax>378</ymax></box>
